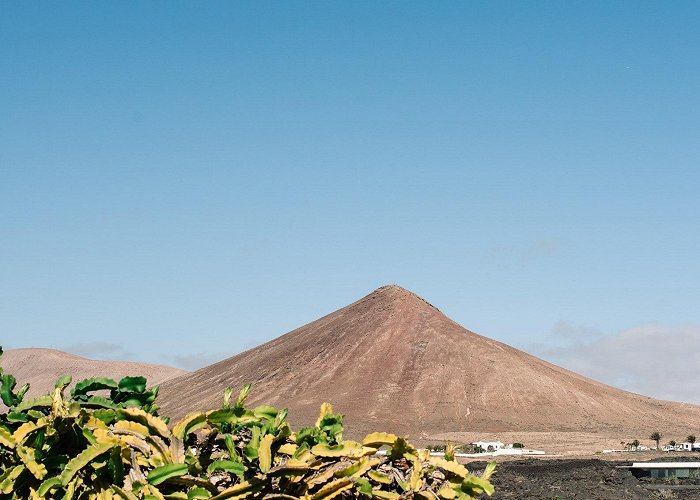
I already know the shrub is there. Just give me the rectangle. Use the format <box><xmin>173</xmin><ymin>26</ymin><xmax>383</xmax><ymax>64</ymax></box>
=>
<box><xmin>0</xmin><ymin>347</ymin><xmax>496</xmax><ymax>498</ymax></box>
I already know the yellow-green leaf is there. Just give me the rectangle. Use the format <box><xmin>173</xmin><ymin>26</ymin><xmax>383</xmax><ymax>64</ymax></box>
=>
<box><xmin>258</xmin><ymin>433</ymin><xmax>275</xmax><ymax>472</ymax></box>
<box><xmin>172</xmin><ymin>412</ymin><xmax>208</xmax><ymax>440</ymax></box>
<box><xmin>210</xmin><ymin>480</ymin><xmax>262</xmax><ymax>500</ymax></box>
<box><xmin>17</xmin><ymin>445</ymin><xmax>47</xmax><ymax>479</ymax></box>
<box><xmin>428</xmin><ymin>457</ymin><xmax>469</xmax><ymax>478</ymax></box>
<box><xmin>267</xmin><ymin>461</ymin><xmax>310</xmax><ymax>477</ymax></box>
<box><xmin>0</xmin><ymin>426</ymin><xmax>15</xmax><ymax>448</ymax></box>
<box><xmin>354</xmin><ymin>477</ymin><xmax>372</xmax><ymax>497</ymax></box>
<box><xmin>13</xmin><ymin>420</ymin><xmax>47</xmax><ymax>444</ymax></box>
<box><xmin>143</xmin><ymin>483</ymin><xmax>167</xmax><ymax>500</ymax></box>
<box><xmin>334</xmin><ymin>456</ymin><xmax>380</xmax><ymax>478</ymax></box>
<box><xmin>188</xmin><ymin>487</ymin><xmax>212</xmax><ymax>499</ymax></box>
<box><xmin>437</xmin><ymin>484</ymin><xmax>456</xmax><ymax>500</ymax></box>
<box><xmin>312</xmin><ymin>478</ymin><xmax>353</xmax><ymax>500</ymax></box>
<box><xmin>362</xmin><ymin>432</ymin><xmax>398</xmax><ymax>447</ymax></box>
<box><xmin>371</xmin><ymin>490</ymin><xmax>400</xmax><ymax>500</ymax></box>
<box><xmin>277</xmin><ymin>443</ymin><xmax>297</xmax><ymax>455</ymax></box>
<box><xmin>114</xmin><ymin>419</ymin><xmax>150</xmax><ymax>437</ymax></box>
<box><xmin>60</xmin><ymin>441</ymin><xmax>114</xmax><ymax>486</ymax></box>
<box><xmin>0</xmin><ymin>465</ymin><xmax>25</xmax><ymax>494</ymax></box>
<box><xmin>148</xmin><ymin>463</ymin><xmax>189</xmax><ymax>485</ymax></box>
<box><xmin>206</xmin><ymin>408</ymin><xmax>241</xmax><ymax>426</ymax></box>
<box><xmin>367</xmin><ymin>470</ymin><xmax>392</xmax><ymax>485</ymax></box>
<box><xmin>461</xmin><ymin>475</ymin><xmax>494</xmax><ymax>496</ymax></box>
<box><xmin>119</xmin><ymin>407</ymin><xmax>171</xmax><ymax>438</ymax></box>
<box><xmin>207</xmin><ymin>460</ymin><xmax>245</xmax><ymax>476</ymax></box>
<box><xmin>315</xmin><ymin>402</ymin><xmax>334</xmax><ymax>427</ymax></box>
<box><xmin>37</xmin><ymin>477</ymin><xmax>62</xmax><ymax>497</ymax></box>
<box><xmin>14</xmin><ymin>394</ymin><xmax>52</xmax><ymax>412</ymax></box>
<box><xmin>64</xmin><ymin>476</ymin><xmax>82</xmax><ymax>500</ymax></box>
<box><xmin>481</xmin><ymin>461</ymin><xmax>496</xmax><ymax>481</ymax></box>
<box><xmin>253</xmin><ymin>405</ymin><xmax>278</xmax><ymax>420</ymax></box>
<box><xmin>312</xmin><ymin>441</ymin><xmax>375</xmax><ymax>458</ymax></box>
<box><xmin>307</xmin><ymin>464</ymin><xmax>343</xmax><ymax>487</ymax></box>
<box><xmin>409</xmin><ymin>463</ymin><xmax>424</xmax><ymax>491</ymax></box>
<box><xmin>112</xmin><ymin>485</ymin><xmax>140</xmax><ymax>500</ymax></box>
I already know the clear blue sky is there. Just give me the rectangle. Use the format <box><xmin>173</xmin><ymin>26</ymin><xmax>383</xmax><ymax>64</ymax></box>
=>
<box><xmin>2</xmin><ymin>2</ymin><xmax>699</xmax><ymax>397</ymax></box>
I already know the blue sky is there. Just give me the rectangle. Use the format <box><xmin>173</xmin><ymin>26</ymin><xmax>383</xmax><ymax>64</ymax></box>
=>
<box><xmin>2</xmin><ymin>2</ymin><xmax>699</xmax><ymax>399</ymax></box>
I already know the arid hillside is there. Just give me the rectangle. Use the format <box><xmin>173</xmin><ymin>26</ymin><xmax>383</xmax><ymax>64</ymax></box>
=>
<box><xmin>159</xmin><ymin>285</ymin><xmax>700</xmax><ymax>440</ymax></box>
<box><xmin>2</xmin><ymin>348</ymin><xmax>185</xmax><ymax>400</ymax></box>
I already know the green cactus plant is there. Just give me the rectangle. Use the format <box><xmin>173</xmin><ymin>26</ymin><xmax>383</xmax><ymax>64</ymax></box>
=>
<box><xmin>0</xmin><ymin>346</ymin><xmax>495</xmax><ymax>499</ymax></box>
<box><xmin>0</xmin><ymin>349</ymin><xmax>30</xmax><ymax>409</ymax></box>
<box><xmin>70</xmin><ymin>375</ymin><xmax>162</xmax><ymax>415</ymax></box>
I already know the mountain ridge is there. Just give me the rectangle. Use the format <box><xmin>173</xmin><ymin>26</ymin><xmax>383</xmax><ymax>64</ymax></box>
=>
<box><xmin>1</xmin><ymin>348</ymin><xmax>186</xmax><ymax>403</ymax></box>
<box><xmin>159</xmin><ymin>285</ymin><xmax>700</xmax><ymax>439</ymax></box>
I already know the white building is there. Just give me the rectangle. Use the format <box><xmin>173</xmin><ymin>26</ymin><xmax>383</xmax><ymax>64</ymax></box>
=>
<box><xmin>472</xmin><ymin>441</ymin><xmax>504</xmax><ymax>452</ymax></box>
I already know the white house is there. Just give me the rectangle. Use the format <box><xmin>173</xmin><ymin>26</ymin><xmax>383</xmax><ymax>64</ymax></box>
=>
<box><xmin>472</xmin><ymin>441</ymin><xmax>504</xmax><ymax>452</ymax></box>
<box><xmin>679</xmin><ymin>442</ymin><xmax>700</xmax><ymax>452</ymax></box>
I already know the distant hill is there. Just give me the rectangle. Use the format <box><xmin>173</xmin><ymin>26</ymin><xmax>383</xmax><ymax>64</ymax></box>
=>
<box><xmin>159</xmin><ymin>285</ymin><xmax>700</xmax><ymax>440</ymax></box>
<box><xmin>1</xmin><ymin>348</ymin><xmax>185</xmax><ymax>402</ymax></box>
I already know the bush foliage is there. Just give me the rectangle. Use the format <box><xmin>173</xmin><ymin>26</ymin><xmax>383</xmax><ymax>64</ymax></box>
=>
<box><xmin>0</xmin><ymin>347</ymin><xmax>495</xmax><ymax>499</ymax></box>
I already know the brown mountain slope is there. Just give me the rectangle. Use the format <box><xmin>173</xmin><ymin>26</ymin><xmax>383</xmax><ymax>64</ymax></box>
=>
<box><xmin>2</xmin><ymin>348</ymin><xmax>185</xmax><ymax>401</ymax></box>
<box><xmin>159</xmin><ymin>286</ymin><xmax>700</xmax><ymax>439</ymax></box>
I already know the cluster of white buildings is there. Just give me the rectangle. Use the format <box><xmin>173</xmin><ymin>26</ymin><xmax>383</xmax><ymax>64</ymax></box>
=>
<box><xmin>662</xmin><ymin>442</ymin><xmax>700</xmax><ymax>452</ymax></box>
<box><xmin>603</xmin><ymin>441</ymin><xmax>700</xmax><ymax>453</ymax></box>
<box><xmin>469</xmin><ymin>441</ymin><xmax>545</xmax><ymax>456</ymax></box>
<box><xmin>416</xmin><ymin>440</ymin><xmax>546</xmax><ymax>458</ymax></box>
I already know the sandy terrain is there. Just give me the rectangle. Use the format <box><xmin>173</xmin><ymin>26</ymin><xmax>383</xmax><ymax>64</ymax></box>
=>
<box><xmin>1</xmin><ymin>348</ymin><xmax>185</xmax><ymax>402</ymax></box>
<box><xmin>429</xmin><ymin>431</ymin><xmax>683</xmax><ymax>457</ymax></box>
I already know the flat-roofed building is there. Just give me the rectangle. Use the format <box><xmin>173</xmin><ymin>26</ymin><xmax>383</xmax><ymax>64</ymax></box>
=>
<box><xmin>621</xmin><ymin>462</ymin><xmax>700</xmax><ymax>479</ymax></box>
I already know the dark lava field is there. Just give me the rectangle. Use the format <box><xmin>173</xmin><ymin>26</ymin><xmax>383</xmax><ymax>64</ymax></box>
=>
<box><xmin>468</xmin><ymin>458</ymin><xmax>700</xmax><ymax>499</ymax></box>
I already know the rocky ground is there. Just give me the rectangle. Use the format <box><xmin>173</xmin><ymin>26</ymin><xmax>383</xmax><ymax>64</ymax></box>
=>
<box><xmin>467</xmin><ymin>458</ymin><xmax>700</xmax><ymax>499</ymax></box>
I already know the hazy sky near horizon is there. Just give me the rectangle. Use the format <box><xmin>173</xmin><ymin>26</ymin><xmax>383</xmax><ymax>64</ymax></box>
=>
<box><xmin>2</xmin><ymin>2</ymin><xmax>699</xmax><ymax>401</ymax></box>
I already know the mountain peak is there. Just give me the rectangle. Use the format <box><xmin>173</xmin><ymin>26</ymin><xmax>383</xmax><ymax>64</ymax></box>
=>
<box><xmin>160</xmin><ymin>287</ymin><xmax>700</xmax><ymax>441</ymax></box>
<box><xmin>365</xmin><ymin>285</ymin><xmax>442</xmax><ymax>313</ymax></box>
